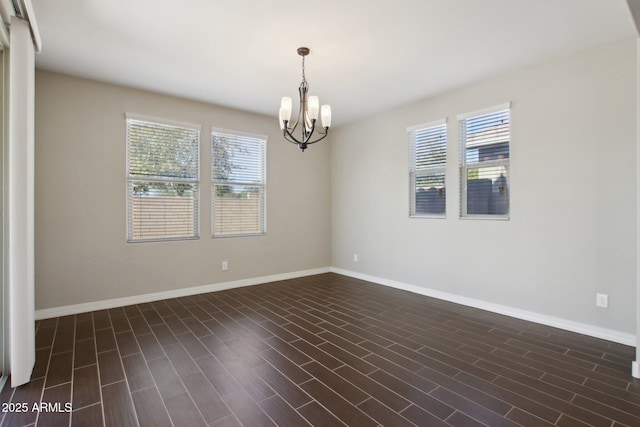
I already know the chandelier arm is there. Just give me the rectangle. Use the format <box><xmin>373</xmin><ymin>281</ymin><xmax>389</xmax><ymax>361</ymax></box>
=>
<box><xmin>283</xmin><ymin>125</ymin><xmax>304</xmax><ymax>145</ymax></box>
<box><xmin>314</xmin><ymin>126</ymin><xmax>328</xmax><ymax>136</ymax></box>
<box><xmin>282</xmin><ymin>130</ymin><xmax>298</xmax><ymax>144</ymax></box>
<box><xmin>285</xmin><ymin>99</ymin><xmax>306</xmax><ymax>135</ymax></box>
<box><xmin>283</xmin><ymin>118</ymin><xmax>302</xmax><ymax>142</ymax></box>
<box><xmin>283</xmin><ymin>128</ymin><xmax>308</xmax><ymax>151</ymax></box>
<box><xmin>283</xmin><ymin>124</ymin><xmax>328</xmax><ymax>146</ymax></box>
<box><xmin>284</xmin><ymin>136</ymin><xmax>302</xmax><ymax>146</ymax></box>
<box><xmin>304</xmin><ymin>129</ymin><xmax>329</xmax><ymax>145</ymax></box>
<box><xmin>302</xmin><ymin>119</ymin><xmax>317</xmax><ymax>144</ymax></box>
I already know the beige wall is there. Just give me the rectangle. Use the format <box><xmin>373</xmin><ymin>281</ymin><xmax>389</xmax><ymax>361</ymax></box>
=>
<box><xmin>331</xmin><ymin>38</ymin><xmax>637</xmax><ymax>334</ymax></box>
<box><xmin>34</xmin><ymin>71</ymin><xmax>331</xmax><ymax>310</ymax></box>
<box><xmin>35</xmin><ymin>38</ymin><xmax>639</xmax><ymax>338</ymax></box>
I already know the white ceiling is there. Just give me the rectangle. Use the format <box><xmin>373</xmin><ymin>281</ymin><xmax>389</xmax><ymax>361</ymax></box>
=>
<box><xmin>31</xmin><ymin>0</ymin><xmax>636</xmax><ymax>127</ymax></box>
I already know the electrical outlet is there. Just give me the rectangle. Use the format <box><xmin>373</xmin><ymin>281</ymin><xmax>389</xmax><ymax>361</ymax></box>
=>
<box><xmin>222</xmin><ymin>261</ymin><xmax>228</xmax><ymax>271</ymax></box>
<box><xmin>596</xmin><ymin>293</ymin><xmax>608</xmax><ymax>308</ymax></box>
<box><xmin>353</xmin><ymin>254</ymin><xmax>358</xmax><ymax>263</ymax></box>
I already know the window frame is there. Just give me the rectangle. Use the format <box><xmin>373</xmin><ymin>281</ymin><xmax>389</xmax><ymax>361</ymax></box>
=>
<box><xmin>458</xmin><ymin>103</ymin><xmax>511</xmax><ymax>220</ymax></box>
<box><xmin>211</xmin><ymin>127</ymin><xmax>267</xmax><ymax>238</ymax></box>
<box><xmin>125</xmin><ymin>113</ymin><xmax>201</xmax><ymax>242</ymax></box>
<box><xmin>408</xmin><ymin>119</ymin><xmax>447</xmax><ymax>219</ymax></box>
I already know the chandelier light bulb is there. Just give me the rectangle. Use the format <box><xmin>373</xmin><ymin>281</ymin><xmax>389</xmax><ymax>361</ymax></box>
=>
<box><xmin>280</xmin><ymin>97</ymin><xmax>292</xmax><ymax>122</ymax></box>
<box><xmin>321</xmin><ymin>105</ymin><xmax>332</xmax><ymax>128</ymax></box>
<box><xmin>308</xmin><ymin>96</ymin><xmax>320</xmax><ymax>120</ymax></box>
<box><xmin>278</xmin><ymin>108</ymin><xmax>285</xmax><ymax>130</ymax></box>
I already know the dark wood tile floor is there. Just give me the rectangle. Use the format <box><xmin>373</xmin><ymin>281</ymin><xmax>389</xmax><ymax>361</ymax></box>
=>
<box><xmin>1</xmin><ymin>273</ymin><xmax>639</xmax><ymax>426</ymax></box>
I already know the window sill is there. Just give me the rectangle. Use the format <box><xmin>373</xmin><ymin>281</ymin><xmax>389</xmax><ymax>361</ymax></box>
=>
<box><xmin>409</xmin><ymin>214</ymin><xmax>446</xmax><ymax>219</ymax></box>
<box><xmin>127</xmin><ymin>236</ymin><xmax>200</xmax><ymax>244</ymax></box>
<box><xmin>459</xmin><ymin>215</ymin><xmax>509</xmax><ymax>221</ymax></box>
<box><xmin>212</xmin><ymin>232</ymin><xmax>266</xmax><ymax>239</ymax></box>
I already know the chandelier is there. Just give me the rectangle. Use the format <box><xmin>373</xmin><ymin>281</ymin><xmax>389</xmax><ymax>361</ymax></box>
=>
<box><xmin>279</xmin><ymin>47</ymin><xmax>331</xmax><ymax>152</ymax></box>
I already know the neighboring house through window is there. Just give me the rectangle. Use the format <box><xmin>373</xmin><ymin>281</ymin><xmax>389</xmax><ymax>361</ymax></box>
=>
<box><xmin>408</xmin><ymin>119</ymin><xmax>447</xmax><ymax>218</ymax></box>
<box><xmin>212</xmin><ymin>129</ymin><xmax>266</xmax><ymax>237</ymax></box>
<box><xmin>126</xmin><ymin>114</ymin><xmax>200</xmax><ymax>241</ymax></box>
<box><xmin>458</xmin><ymin>104</ymin><xmax>510</xmax><ymax>219</ymax></box>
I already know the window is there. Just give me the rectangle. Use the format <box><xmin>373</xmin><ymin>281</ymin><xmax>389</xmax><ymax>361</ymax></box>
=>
<box><xmin>459</xmin><ymin>104</ymin><xmax>510</xmax><ymax>218</ymax></box>
<box><xmin>408</xmin><ymin>120</ymin><xmax>447</xmax><ymax>217</ymax></box>
<box><xmin>212</xmin><ymin>129</ymin><xmax>266</xmax><ymax>237</ymax></box>
<box><xmin>126</xmin><ymin>115</ymin><xmax>200</xmax><ymax>241</ymax></box>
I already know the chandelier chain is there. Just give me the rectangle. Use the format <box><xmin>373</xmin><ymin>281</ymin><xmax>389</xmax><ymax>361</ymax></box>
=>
<box><xmin>301</xmin><ymin>55</ymin><xmax>307</xmax><ymax>84</ymax></box>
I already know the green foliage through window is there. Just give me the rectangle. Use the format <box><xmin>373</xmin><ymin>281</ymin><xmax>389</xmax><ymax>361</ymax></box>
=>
<box><xmin>212</xmin><ymin>130</ymin><xmax>266</xmax><ymax>237</ymax></box>
<box><xmin>126</xmin><ymin>116</ymin><xmax>200</xmax><ymax>241</ymax></box>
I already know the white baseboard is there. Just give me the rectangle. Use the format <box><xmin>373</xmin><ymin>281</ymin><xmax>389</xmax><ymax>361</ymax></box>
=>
<box><xmin>331</xmin><ymin>267</ymin><xmax>636</xmax><ymax>346</ymax></box>
<box><xmin>35</xmin><ymin>267</ymin><xmax>331</xmax><ymax>320</ymax></box>
<box><xmin>35</xmin><ymin>265</ymin><xmax>636</xmax><ymax>348</ymax></box>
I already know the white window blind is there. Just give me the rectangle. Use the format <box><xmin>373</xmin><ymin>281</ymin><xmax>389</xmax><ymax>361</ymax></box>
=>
<box><xmin>408</xmin><ymin>120</ymin><xmax>447</xmax><ymax>217</ymax></box>
<box><xmin>212</xmin><ymin>129</ymin><xmax>266</xmax><ymax>237</ymax></box>
<box><xmin>126</xmin><ymin>115</ymin><xmax>200</xmax><ymax>241</ymax></box>
<box><xmin>459</xmin><ymin>105</ymin><xmax>510</xmax><ymax>218</ymax></box>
